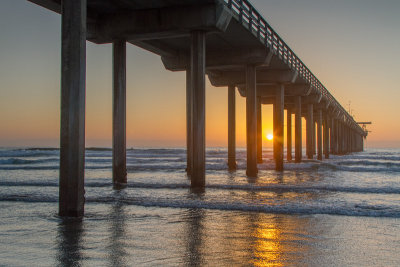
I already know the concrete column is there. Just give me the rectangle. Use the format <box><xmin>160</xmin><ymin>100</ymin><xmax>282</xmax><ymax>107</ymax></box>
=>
<box><xmin>338</xmin><ymin>122</ymin><xmax>343</xmax><ymax>154</ymax></box>
<box><xmin>246</xmin><ymin>65</ymin><xmax>258</xmax><ymax>177</ymax></box>
<box><xmin>323</xmin><ymin>113</ymin><xmax>329</xmax><ymax>159</ymax></box>
<box><xmin>228</xmin><ymin>85</ymin><xmax>236</xmax><ymax>170</ymax></box>
<box><xmin>257</xmin><ymin>97</ymin><xmax>263</xmax><ymax>163</ymax></box>
<box><xmin>112</xmin><ymin>40</ymin><xmax>127</xmax><ymax>185</ymax></box>
<box><xmin>306</xmin><ymin>104</ymin><xmax>313</xmax><ymax>159</ymax></box>
<box><xmin>330</xmin><ymin>118</ymin><xmax>335</xmax><ymax>154</ymax></box>
<box><xmin>59</xmin><ymin>0</ymin><xmax>87</xmax><ymax>217</ymax></box>
<box><xmin>361</xmin><ymin>135</ymin><xmax>364</xmax><ymax>152</ymax></box>
<box><xmin>295</xmin><ymin>96</ymin><xmax>302</xmax><ymax>163</ymax></box>
<box><xmin>287</xmin><ymin>108</ymin><xmax>292</xmax><ymax>161</ymax></box>
<box><xmin>317</xmin><ymin>109</ymin><xmax>323</xmax><ymax>160</ymax></box>
<box><xmin>313</xmin><ymin>118</ymin><xmax>317</xmax><ymax>155</ymax></box>
<box><xmin>273</xmin><ymin>85</ymin><xmax>284</xmax><ymax>171</ymax></box>
<box><xmin>190</xmin><ymin>31</ymin><xmax>206</xmax><ymax>187</ymax></box>
<box><xmin>186</xmin><ymin>69</ymin><xmax>192</xmax><ymax>175</ymax></box>
<box><xmin>336</xmin><ymin>120</ymin><xmax>340</xmax><ymax>154</ymax></box>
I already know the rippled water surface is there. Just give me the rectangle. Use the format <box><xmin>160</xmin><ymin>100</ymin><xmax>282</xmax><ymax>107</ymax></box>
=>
<box><xmin>0</xmin><ymin>147</ymin><xmax>399</xmax><ymax>266</ymax></box>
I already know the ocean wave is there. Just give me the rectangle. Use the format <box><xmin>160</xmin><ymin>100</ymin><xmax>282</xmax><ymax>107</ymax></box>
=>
<box><xmin>0</xmin><ymin>158</ymin><xmax>58</xmax><ymax>165</ymax></box>
<box><xmin>0</xmin><ymin>193</ymin><xmax>399</xmax><ymax>218</ymax></box>
<box><xmin>337</xmin><ymin>160</ymin><xmax>400</xmax><ymax>168</ymax></box>
<box><xmin>2</xmin><ymin>181</ymin><xmax>400</xmax><ymax>195</ymax></box>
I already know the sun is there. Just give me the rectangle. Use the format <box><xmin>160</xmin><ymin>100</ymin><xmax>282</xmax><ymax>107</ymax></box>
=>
<box><xmin>266</xmin><ymin>134</ymin><xmax>273</xmax><ymax>140</ymax></box>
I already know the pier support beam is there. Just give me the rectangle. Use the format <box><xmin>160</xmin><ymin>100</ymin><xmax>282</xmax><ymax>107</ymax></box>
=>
<box><xmin>273</xmin><ymin>85</ymin><xmax>284</xmax><ymax>171</ymax></box>
<box><xmin>306</xmin><ymin>104</ymin><xmax>314</xmax><ymax>159</ymax></box>
<box><xmin>246</xmin><ymin>64</ymin><xmax>258</xmax><ymax>177</ymax></box>
<box><xmin>257</xmin><ymin>97</ymin><xmax>262</xmax><ymax>163</ymax></box>
<box><xmin>112</xmin><ymin>40</ymin><xmax>127</xmax><ymax>185</ymax></box>
<box><xmin>313</xmin><ymin>118</ymin><xmax>317</xmax><ymax>155</ymax></box>
<box><xmin>59</xmin><ymin>0</ymin><xmax>87</xmax><ymax>217</ymax></box>
<box><xmin>190</xmin><ymin>31</ymin><xmax>206</xmax><ymax>187</ymax></box>
<box><xmin>317</xmin><ymin>109</ymin><xmax>323</xmax><ymax>160</ymax></box>
<box><xmin>295</xmin><ymin>96</ymin><xmax>302</xmax><ymax>163</ymax></box>
<box><xmin>228</xmin><ymin>84</ymin><xmax>236</xmax><ymax>170</ymax></box>
<box><xmin>287</xmin><ymin>108</ymin><xmax>292</xmax><ymax>161</ymax></box>
<box><xmin>186</xmin><ymin>69</ymin><xmax>192</xmax><ymax>175</ymax></box>
<box><xmin>323</xmin><ymin>113</ymin><xmax>329</xmax><ymax>159</ymax></box>
<box><xmin>330</xmin><ymin>118</ymin><xmax>335</xmax><ymax>154</ymax></box>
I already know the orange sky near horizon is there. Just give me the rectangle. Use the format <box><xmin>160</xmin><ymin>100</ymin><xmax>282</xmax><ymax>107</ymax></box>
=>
<box><xmin>0</xmin><ymin>0</ymin><xmax>399</xmax><ymax>148</ymax></box>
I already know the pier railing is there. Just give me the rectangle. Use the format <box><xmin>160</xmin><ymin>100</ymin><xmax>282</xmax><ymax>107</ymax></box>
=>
<box><xmin>224</xmin><ymin>0</ymin><xmax>364</xmax><ymax>134</ymax></box>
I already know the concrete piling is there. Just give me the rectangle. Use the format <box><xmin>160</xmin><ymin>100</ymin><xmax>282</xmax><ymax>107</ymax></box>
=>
<box><xmin>317</xmin><ymin>109</ymin><xmax>323</xmax><ymax>160</ymax></box>
<box><xmin>186</xmin><ymin>69</ymin><xmax>192</xmax><ymax>175</ymax></box>
<box><xmin>257</xmin><ymin>97</ymin><xmax>262</xmax><ymax>163</ymax></box>
<box><xmin>228</xmin><ymin>85</ymin><xmax>236</xmax><ymax>170</ymax></box>
<box><xmin>190</xmin><ymin>31</ymin><xmax>206</xmax><ymax>187</ymax></box>
<box><xmin>307</xmin><ymin>104</ymin><xmax>314</xmax><ymax>159</ymax></box>
<box><xmin>112</xmin><ymin>40</ymin><xmax>127</xmax><ymax>185</ymax></box>
<box><xmin>287</xmin><ymin>108</ymin><xmax>292</xmax><ymax>161</ymax></box>
<box><xmin>323</xmin><ymin>113</ymin><xmax>329</xmax><ymax>159</ymax></box>
<box><xmin>273</xmin><ymin>85</ymin><xmax>284</xmax><ymax>171</ymax></box>
<box><xmin>59</xmin><ymin>0</ymin><xmax>87</xmax><ymax>217</ymax></box>
<box><xmin>295</xmin><ymin>96</ymin><xmax>302</xmax><ymax>163</ymax></box>
<box><xmin>246</xmin><ymin>64</ymin><xmax>258</xmax><ymax>177</ymax></box>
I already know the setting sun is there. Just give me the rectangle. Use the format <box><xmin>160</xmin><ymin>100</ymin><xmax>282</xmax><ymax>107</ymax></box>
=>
<box><xmin>266</xmin><ymin>134</ymin><xmax>273</xmax><ymax>140</ymax></box>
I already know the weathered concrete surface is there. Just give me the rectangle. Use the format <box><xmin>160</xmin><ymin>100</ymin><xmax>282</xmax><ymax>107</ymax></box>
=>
<box><xmin>186</xmin><ymin>70</ymin><xmax>192</xmax><ymax>175</ymax></box>
<box><xmin>246</xmin><ymin>65</ymin><xmax>257</xmax><ymax>177</ymax></box>
<box><xmin>294</xmin><ymin>96</ymin><xmax>302</xmax><ymax>163</ymax></box>
<box><xmin>306</xmin><ymin>104</ymin><xmax>314</xmax><ymax>159</ymax></box>
<box><xmin>287</xmin><ymin>108</ymin><xmax>292</xmax><ymax>161</ymax></box>
<box><xmin>228</xmin><ymin>84</ymin><xmax>236</xmax><ymax>170</ymax></box>
<box><xmin>190</xmin><ymin>31</ymin><xmax>206</xmax><ymax>187</ymax></box>
<box><xmin>273</xmin><ymin>85</ymin><xmax>284</xmax><ymax>171</ymax></box>
<box><xmin>112</xmin><ymin>40</ymin><xmax>127</xmax><ymax>185</ymax></box>
<box><xmin>317</xmin><ymin>109</ymin><xmax>323</xmax><ymax>160</ymax></box>
<box><xmin>257</xmin><ymin>97</ymin><xmax>262</xmax><ymax>163</ymax></box>
<box><xmin>59</xmin><ymin>0</ymin><xmax>86</xmax><ymax>217</ymax></box>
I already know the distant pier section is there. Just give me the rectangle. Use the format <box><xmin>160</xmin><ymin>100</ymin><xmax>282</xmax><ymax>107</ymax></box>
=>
<box><xmin>26</xmin><ymin>0</ymin><xmax>368</xmax><ymax>216</ymax></box>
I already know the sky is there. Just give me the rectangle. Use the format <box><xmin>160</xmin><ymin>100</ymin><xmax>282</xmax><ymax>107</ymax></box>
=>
<box><xmin>0</xmin><ymin>0</ymin><xmax>399</xmax><ymax>148</ymax></box>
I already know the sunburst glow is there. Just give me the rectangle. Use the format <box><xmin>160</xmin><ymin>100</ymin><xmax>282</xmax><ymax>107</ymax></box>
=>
<box><xmin>266</xmin><ymin>134</ymin><xmax>273</xmax><ymax>140</ymax></box>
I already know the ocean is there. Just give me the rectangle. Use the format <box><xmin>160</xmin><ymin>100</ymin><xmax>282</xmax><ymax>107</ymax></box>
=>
<box><xmin>0</xmin><ymin>147</ymin><xmax>399</xmax><ymax>266</ymax></box>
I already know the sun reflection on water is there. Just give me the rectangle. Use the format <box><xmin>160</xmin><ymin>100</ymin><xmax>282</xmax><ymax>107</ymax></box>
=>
<box><xmin>252</xmin><ymin>221</ymin><xmax>283</xmax><ymax>267</ymax></box>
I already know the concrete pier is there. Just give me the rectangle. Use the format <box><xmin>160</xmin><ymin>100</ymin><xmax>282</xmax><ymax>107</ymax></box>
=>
<box><xmin>112</xmin><ymin>40</ymin><xmax>127</xmax><ymax>185</ymax></box>
<box><xmin>257</xmin><ymin>97</ymin><xmax>262</xmax><ymax>163</ymax></box>
<box><xmin>295</xmin><ymin>96</ymin><xmax>302</xmax><ymax>163</ymax></box>
<box><xmin>273</xmin><ymin>85</ymin><xmax>284</xmax><ymax>171</ymax></box>
<box><xmin>287</xmin><ymin>108</ymin><xmax>292</xmax><ymax>161</ymax></box>
<box><xmin>186</xmin><ymin>70</ymin><xmax>192</xmax><ymax>175</ymax></box>
<box><xmin>317</xmin><ymin>109</ymin><xmax>323</xmax><ymax>160</ymax></box>
<box><xmin>306</xmin><ymin>104</ymin><xmax>314</xmax><ymax>159</ymax></box>
<box><xmin>26</xmin><ymin>0</ymin><xmax>369</xmax><ymax>217</ymax></box>
<box><xmin>246</xmin><ymin>65</ymin><xmax>258</xmax><ymax>177</ymax></box>
<box><xmin>59</xmin><ymin>0</ymin><xmax>87</xmax><ymax>217</ymax></box>
<box><xmin>228</xmin><ymin>85</ymin><xmax>236</xmax><ymax>170</ymax></box>
<box><xmin>190</xmin><ymin>31</ymin><xmax>206</xmax><ymax>187</ymax></box>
